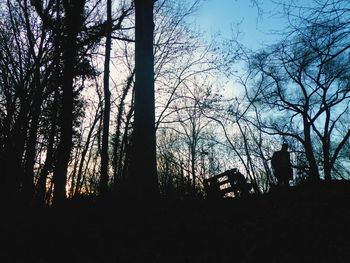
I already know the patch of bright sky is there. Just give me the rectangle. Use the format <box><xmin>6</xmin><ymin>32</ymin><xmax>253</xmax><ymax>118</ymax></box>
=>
<box><xmin>192</xmin><ymin>0</ymin><xmax>292</xmax><ymax>98</ymax></box>
<box><xmin>196</xmin><ymin>0</ymin><xmax>288</xmax><ymax>50</ymax></box>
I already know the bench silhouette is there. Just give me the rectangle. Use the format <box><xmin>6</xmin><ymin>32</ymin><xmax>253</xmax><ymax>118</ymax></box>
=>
<box><xmin>204</xmin><ymin>168</ymin><xmax>251</xmax><ymax>199</ymax></box>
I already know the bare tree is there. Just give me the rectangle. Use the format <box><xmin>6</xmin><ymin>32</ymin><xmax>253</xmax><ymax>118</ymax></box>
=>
<box><xmin>248</xmin><ymin>21</ymin><xmax>350</xmax><ymax>182</ymax></box>
<box><xmin>281</xmin><ymin>0</ymin><xmax>350</xmax><ymax>65</ymax></box>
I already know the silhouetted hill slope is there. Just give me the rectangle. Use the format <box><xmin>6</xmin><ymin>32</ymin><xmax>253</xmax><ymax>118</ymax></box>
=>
<box><xmin>2</xmin><ymin>181</ymin><xmax>350</xmax><ymax>262</ymax></box>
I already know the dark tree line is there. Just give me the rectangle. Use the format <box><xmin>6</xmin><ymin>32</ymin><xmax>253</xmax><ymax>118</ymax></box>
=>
<box><xmin>0</xmin><ymin>0</ymin><xmax>134</xmax><ymax>205</ymax></box>
<box><xmin>0</xmin><ymin>0</ymin><xmax>209</xmax><ymax>205</ymax></box>
<box><xmin>0</xmin><ymin>0</ymin><xmax>349</xmax><ymax>206</ymax></box>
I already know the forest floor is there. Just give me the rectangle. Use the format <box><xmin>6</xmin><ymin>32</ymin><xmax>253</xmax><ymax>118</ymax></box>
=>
<box><xmin>2</xmin><ymin>181</ymin><xmax>350</xmax><ymax>263</ymax></box>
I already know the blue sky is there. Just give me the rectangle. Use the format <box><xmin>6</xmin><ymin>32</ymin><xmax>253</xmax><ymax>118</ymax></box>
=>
<box><xmin>196</xmin><ymin>0</ymin><xmax>288</xmax><ymax>50</ymax></box>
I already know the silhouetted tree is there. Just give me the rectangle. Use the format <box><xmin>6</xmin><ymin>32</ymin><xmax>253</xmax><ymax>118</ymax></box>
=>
<box><xmin>100</xmin><ymin>1</ymin><xmax>133</xmax><ymax>196</ymax></box>
<box><xmin>128</xmin><ymin>0</ymin><xmax>159</xmax><ymax>199</ymax></box>
<box><xmin>51</xmin><ymin>0</ymin><xmax>86</xmax><ymax>205</ymax></box>
<box><xmin>248</xmin><ymin>22</ymin><xmax>350</xmax><ymax>182</ymax></box>
<box><xmin>99</xmin><ymin>0</ymin><xmax>112</xmax><ymax>196</ymax></box>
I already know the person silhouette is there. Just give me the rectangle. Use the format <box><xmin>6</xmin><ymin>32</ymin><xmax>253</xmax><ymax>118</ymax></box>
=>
<box><xmin>271</xmin><ymin>143</ymin><xmax>293</xmax><ymax>187</ymax></box>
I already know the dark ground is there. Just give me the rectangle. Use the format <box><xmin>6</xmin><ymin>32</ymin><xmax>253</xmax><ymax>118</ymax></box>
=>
<box><xmin>1</xmin><ymin>181</ymin><xmax>350</xmax><ymax>263</ymax></box>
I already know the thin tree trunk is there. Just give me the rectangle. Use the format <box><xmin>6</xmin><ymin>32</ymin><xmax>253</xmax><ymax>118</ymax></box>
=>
<box><xmin>100</xmin><ymin>0</ymin><xmax>112</xmax><ymax>196</ymax></box>
<box><xmin>117</xmin><ymin>102</ymin><xmax>134</xmax><ymax>190</ymax></box>
<box><xmin>22</xmin><ymin>80</ymin><xmax>42</xmax><ymax>202</ymax></box>
<box><xmin>22</xmin><ymin>0</ymin><xmax>46</xmax><ymax>202</ymax></box>
<box><xmin>75</xmin><ymin>107</ymin><xmax>101</xmax><ymax>196</ymax></box>
<box><xmin>69</xmin><ymin>140</ymin><xmax>82</xmax><ymax>197</ymax></box>
<box><xmin>36</xmin><ymin>89</ymin><xmax>59</xmax><ymax>207</ymax></box>
<box><xmin>79</xmin><ymin>137</ymin><xmax>97</xmax><ymax>194</ymax></box>
<box><xmin>190</xmin><ymin>143</ymin><xmax>196</xmax><ymax>193</ymax></box>
<box><xmin>323</xmin><ymin>109</ymin><xmax>331</xmax><ymax>182</ymax></box>
<box><xmin>113</xmin><ymin>70</ymin><xmax>134</xmax><ymax>189</ymax></box>
<box><xmin>36</xmin><ymin>0</ymin><xmax>61</xmax><ymax>207</ymax></box>
<box><xmin>303</xmin><ymin>118</ymin><xmax>320</xmax><ymax>181</ymax></box>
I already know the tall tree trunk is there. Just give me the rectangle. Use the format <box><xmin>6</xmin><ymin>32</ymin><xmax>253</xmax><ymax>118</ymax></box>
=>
<box><xmin>52</xmin><ymin>0</ymin><xmax>85</xmax><ymax>206</ymax></box>
<box><xmin>21</xmin><ymin>0</ymin><xmax>41</xmax><ymax>202</ymax></box>
<box><xmin>35</xmin><ymin>0</ymin><xmax>61</xmax><ymax>207</ymax></box>
<box><xmin>129</xmin><ymin>0</ymin><xmax>159</xmax><ymax>199</ymax></box>
<box><xmin>100</xmin><ymin>0</ymin><xmax>112</xmax><ymax>196</ymax></box>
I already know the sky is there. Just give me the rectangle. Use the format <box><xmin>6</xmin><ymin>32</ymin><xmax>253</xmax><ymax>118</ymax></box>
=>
<box><xmin>196</xmin><ymin>0</ymin><xmax>289</xmax><ymax>50</ymax></box>
<box><xmin>190</xmin><ymin>0</ymin><xmax>294</xmax><ymax>98</ymax></box>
